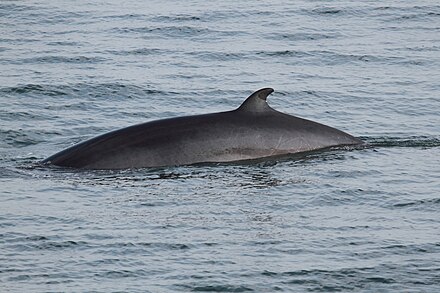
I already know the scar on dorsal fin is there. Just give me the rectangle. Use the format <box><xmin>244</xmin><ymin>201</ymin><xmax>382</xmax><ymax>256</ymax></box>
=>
<box><xmin>237</xmin><ymin>88</ymin><xmax>274</xmax><ymax>113</ymax></box>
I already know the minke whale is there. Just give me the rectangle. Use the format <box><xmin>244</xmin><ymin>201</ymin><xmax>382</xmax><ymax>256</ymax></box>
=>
<box><xmin>43</xmin><ymin>88</ymin><xmax>362</xmax><ymax>169</ymax></box>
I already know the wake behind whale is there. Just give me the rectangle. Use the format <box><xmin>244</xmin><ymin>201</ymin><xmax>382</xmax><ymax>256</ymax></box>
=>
<box><xmin>42</xmin><ymin>88</ymin><xmax>362</xmax><ymax>169</ymax></box>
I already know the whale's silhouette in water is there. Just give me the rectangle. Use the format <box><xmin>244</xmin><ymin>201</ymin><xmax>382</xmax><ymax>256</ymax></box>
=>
<box><xmin>43</xmin><ymin>88</ymin><xmax>362</xmax><ymax>169</ymax></box>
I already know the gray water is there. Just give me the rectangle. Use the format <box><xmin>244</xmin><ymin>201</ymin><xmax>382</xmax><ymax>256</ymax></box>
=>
<box><xmin>1</xmin><ymin>0</ymin><xmax>440</xmax><ymax>292</ymax></box>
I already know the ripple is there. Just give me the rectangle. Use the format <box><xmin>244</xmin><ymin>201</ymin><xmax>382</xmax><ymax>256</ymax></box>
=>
<box><xmin>0</xmin><ymin>83</ymin><xmax>170</xmax><ymax>100</ymax></box>
<box><xmin>0</xmin><ymin>129</ymin><xmax>51</xmax><ymax>148</ymax></box>
<box><xmin>109</xmin><ymin>48</ymin><xmax>167</xmax><ymax>56</ymax></box>
<box><xmin>179</xmin><ymin>284</ymin><xmax>254</xmax><ymax>292</ymax></box>
<box><xmin>309</xmin><ymin>7</ymin><xmax>343</xmax><ymax>15</ymax></box>
<box><xmin>94</xmin><ymin>269</ymin><xmax>149</xmax><ymax>278</ymax></box>
<box><xmin>152</xmin><ymin>15</ymin><xmax>202</xmax><ymax>23</ymax></box>
<box><xmin>393</xmin><ymin>198</ymin><xmax>440</xmax><ymax>210</ymax></box>
<box><xmin>257</xmin><ymin>50</ymin><xmax>311</xmax><ymax>58</ymax></box>
<box><xmin>113</xmin><ymin>25</ymin><xmax>244</xmax><ymax>40</ymax></box>
<box><xmin>116</xmin><ymin>25</ymin><xmax>208</xmax><ymax>36</ymax></box>
<box><xmin>364</xmin><ymin>136</ymin><xmax>440</xmax><ymax>148</ymax></box>
<box><xmin>19</xmin><ymin>55</ymin><xmax>106</xmax><ymax>64</ymax></box>
<box><xmin>268</xmin><ymin>32</ymin><xmax>341</xmax><ymax>42</ymax></box>
<box><xmin>0</xmin><ymin>84</ymin><xmax>67</xmax><ymax>96</ymax></box>
<box><xmin>188</xmin><ymin>51</ymin><xmax>250</xmax><ymax>61</ymax></box>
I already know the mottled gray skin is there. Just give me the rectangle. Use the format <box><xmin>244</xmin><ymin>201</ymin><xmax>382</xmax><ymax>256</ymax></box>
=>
<box><xmin>43</xmin><ymin>88</ymin><xmax>362</xmax><ymax>169</ymax></box>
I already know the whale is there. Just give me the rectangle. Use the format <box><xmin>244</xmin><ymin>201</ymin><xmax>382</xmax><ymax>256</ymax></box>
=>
<box><xmin>42</xmin><ymin>88</ymin><xmax>362</xmax><ymax>169</ymax></box>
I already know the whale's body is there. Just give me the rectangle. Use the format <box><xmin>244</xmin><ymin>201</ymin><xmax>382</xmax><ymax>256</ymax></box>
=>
<box><xmin>43</xmin><ymin>88</ymin><xmax>362</xmax><ymax>169</ymax></box>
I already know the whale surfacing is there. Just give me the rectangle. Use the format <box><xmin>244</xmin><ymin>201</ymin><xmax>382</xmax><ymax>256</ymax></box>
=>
<box><xmin>43</xmin><ymin>88</ymin><xmax>362</xmax><ymax>169</ymax></box>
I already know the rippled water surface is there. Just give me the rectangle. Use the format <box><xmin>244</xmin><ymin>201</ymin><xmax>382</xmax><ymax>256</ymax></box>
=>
<box><xmin>1</xmin><ymin>0</ymin><xmax>440</xmax><ymax>292</ymax></box>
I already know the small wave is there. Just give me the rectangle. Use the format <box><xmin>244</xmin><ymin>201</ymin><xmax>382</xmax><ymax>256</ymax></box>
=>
<box><xmin>392</xmin><ymin>12</ymin><xmax>440</xmax><ymax>22</ymax></box>
<box><xmin>263</xmin><ymin>266</ymin><xmax>398</xmax><ymax>290</ymax></box>
<box><xmin>198</xmin><ymin>9</ymin><xmax>266</xmax><ymax>22</ymax></box>
<box><xmin>309</xmin><ymin>7</ymin><xmax>343</xmax><ymax>15</ymax></box>
<box><xmin>109</xmin><ymin>48</ymin><xmax>166</xmax><ymax>56</ymax></box>
<box><xmin>0</xmin><ymin>84</ymin><xmax>66</xmax><ymax>96</ymax></box>
<box><xmin>115</xmin><ymin>25</ymin><xmax>208</xmax><ymax>36</ymax></box>
<box><xmin>46</xmin><ymin>41</ymin><xmax>80</xmax><ymax>46</ymax></box>
<box><xmin>0</xmin><ymin>129</ymin><xmax>53</xmax><ymax>148</ymax></box>
<box><xmin>402</xmin><ymin>45</ymin><xmax>440</xmax><ymax>52</ymax></box>
<box><xmin>0</xmin><ymin>83</ymin><xmax>171</xmax><ymax>99</ymax></box>
<box><xmin>9</xmin><ymin>240</ymin><xmax>89</xmax><ymax>252</ymax></box>
<box><xmin>257</xmin><ymin>50</ymin><xmax>311</xmax><ymax>58</ymax></box>
<box><xmin>94</xmin><ymin>269</ymin><xmax>149</xmax><ymax>279</ymax></box>
<box><xmin>152</xmin><ymin>15</ymin><xmax>202</xmax><ymax>22</ymax></box>
<box><xmin>362</xmin><ymin>136</ymin><xmax>440</xmax><ymax>148</ymax></box>
<box><xmin>97</xmin><ymin>241</ymin><xmax>194</xmax><ymax>253</ymax></box>
<box><xmin>255</xmin><ymin>49</ymin><xmax>405</xmax><ymax>66</ymax></box>
<box><xmin>268</xmin><ymin>32</ymin><xmax>340</xmax><ymax>42</ymax></box>
<box><xmin>0</xmin><ymin>3</ymin><xmax>33</xmax><ymax>16</ymax></box>
<box><xmin>2</xmin><ymin>231</ymin><xmax>90</xmax><ymax>251</ymax></box>
<box><xmin>113</xmin><ymin>25</ymin><xmax>242</xmax><ymax>40</ymax></box>
<box><xmin>20</xmin><ymin>55</ymin><xmax>106</xmax><ymax>64</ymax></box>
<box><xmin>312</xmin><ymin>50</ymin><xmax>396</xmax><ymax>65</ymax></box>
<box><xmin>303</xmin><ymin>6</ymin><xmax>368</xmax><ymax>17</ymax></box>
<box><xmin>179</xmin><ymin>284</ymin><xmax>254</xmax><ymax>292</ymax></box>
<box><xmin>369</xmin><ymin>4</ymin><xmax>438</xmax><ymax>24</ymax></box>
<box><xmin>100</xmin><ymin>13</ymin><xmax>146</xmax><ymax>20</ymax></box>
<box><xmin>188</xmin><ymin>51</ymin><xmax>250</xmax><ymax>61</ymax></box>
<box><xmin>393</xmin><ymin>198</ymin><xmax>440</xmax><ymax>209</ymax></box>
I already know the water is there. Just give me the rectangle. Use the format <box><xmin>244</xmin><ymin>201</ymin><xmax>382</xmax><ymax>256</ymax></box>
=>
<box><xmin>1</xmin><ymin>0</ymin><xmax>440</xmax><ymax>292</ymax></box>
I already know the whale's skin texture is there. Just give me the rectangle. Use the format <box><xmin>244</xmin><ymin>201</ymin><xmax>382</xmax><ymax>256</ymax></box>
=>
<box><xmin>42</xmin><ymin>88</ymin><xmax>362</xmax><ymax>169</ymax></box>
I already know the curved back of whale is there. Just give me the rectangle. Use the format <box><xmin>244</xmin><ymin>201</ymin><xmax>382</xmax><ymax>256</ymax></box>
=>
<box><xmin>43</xmin><ymin>88</ymin><xmax>362</xmax><ymax>169</ymax></box>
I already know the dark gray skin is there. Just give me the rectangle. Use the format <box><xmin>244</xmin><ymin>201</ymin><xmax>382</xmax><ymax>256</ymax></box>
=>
<box><xmin>43</xmin><ymin>88</ymin><xmax>362</xmax><ymax>169</ymax></box>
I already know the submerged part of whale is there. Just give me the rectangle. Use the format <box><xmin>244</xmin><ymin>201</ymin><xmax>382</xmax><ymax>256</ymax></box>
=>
<box><xmin>42</xmin><ymin>88</ymin><xmax>362</xmax><ymax>169</ymax></box>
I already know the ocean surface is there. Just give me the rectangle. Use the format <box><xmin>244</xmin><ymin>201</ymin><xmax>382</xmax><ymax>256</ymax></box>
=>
<box><xmin>1</xmin><ymin>0</ymin><xmax>440</xmax><ymax>292</ymax></box>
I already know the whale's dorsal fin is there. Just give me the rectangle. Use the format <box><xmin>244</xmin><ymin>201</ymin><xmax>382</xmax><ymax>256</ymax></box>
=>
<box><xmin>237</xmin><ymin>88</ymin><xmax>274</xmax><ymax>113</ymax></box>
